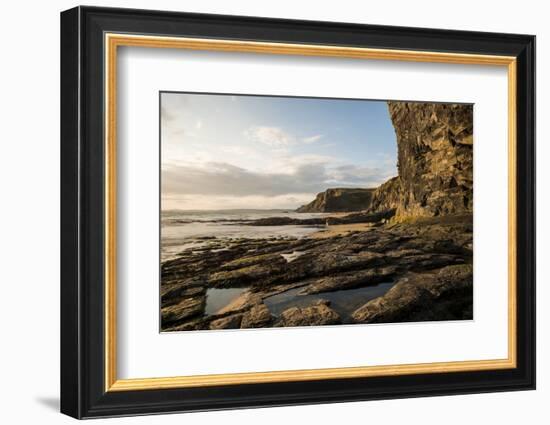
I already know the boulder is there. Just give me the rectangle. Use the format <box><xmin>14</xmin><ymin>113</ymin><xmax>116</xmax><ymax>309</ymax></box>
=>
<box><xmin>209</xmin><ymin>314</ymin><xmax>243</xmax><ymax>330</ymax></box>
<box><xmin>240</xmin><ymin>304</ymin><xmax>273</xmax><ymax>328</ymax></box>
<box><xmin>275</xmin><ymin>300</ymin><xmax>341</xmax><ymax>327</ymax></box>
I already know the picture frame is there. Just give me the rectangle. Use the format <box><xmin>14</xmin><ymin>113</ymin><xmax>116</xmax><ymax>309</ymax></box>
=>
<box><xmin>60</xmin><ymin>5</ymin><xmax>535</xmax><ymax>419</ymax></box>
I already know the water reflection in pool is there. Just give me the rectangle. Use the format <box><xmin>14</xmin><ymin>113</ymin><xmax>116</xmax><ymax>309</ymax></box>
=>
<box><xmin>264</xmin><ymin>282</ymin><xmax>395</xmax><ymax>322</ymax></box>
<box><xmin>204</xmin><ymin>287</ymin><xmax>248</xmax><ymax>315</ymax></box>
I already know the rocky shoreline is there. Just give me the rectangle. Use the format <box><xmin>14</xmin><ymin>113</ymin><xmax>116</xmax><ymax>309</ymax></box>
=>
<box><xmin>161</xmin><ymin>214</ymin><xmax>473</xmax><ymax>331</ymax></box>
<box><xmin>161</xmin><ymin>101</ymin><xmax>474</xmax><ymax>331</ymax></box>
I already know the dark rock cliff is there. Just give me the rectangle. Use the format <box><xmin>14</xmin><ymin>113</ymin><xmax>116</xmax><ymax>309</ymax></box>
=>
<box><xmin>369</xmin><ymin>102</ymin><xmax>473</xmax><ymax>218</ymax></box>
<box><xmin>296</xmin><ymin>188</ymin><xmax>375</xmax><ymax>213</ymax></box>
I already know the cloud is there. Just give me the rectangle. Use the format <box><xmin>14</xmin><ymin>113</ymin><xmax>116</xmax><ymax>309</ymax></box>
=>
<box><xmin>163</xmin><ymin>162</ymin><xmax>324</xmax><ymax>197</ymax></box>
<box><xmin>244</xmin><ymin>126</ymin><xmax>294</xmax><ymax>147</ymax></box>
<box><xmin>162</xmin><ymin>193</ymin><xmax>316</xmax><ymax>211</ymax></box>
<box><xmin>244</xmin><ymin>127</ymin><xmax>326</xmax><ymax>148</ymax></box>
<box><xmin>162</xmin><ymin>161</ymin><xmax>395</xmax><ymax>202</ymax></box>
<box><xmin>326</xmin><ymin>164</ymin><xmax>395</xmax><ymax>185</ymax></box>
<box><xmin>302</xmin><ymin>134</ymin><xmax>323</xmax><ymax>144</ymax></box>
<box><xmin>160</xmin><ymin>106</ymin><xmax>176</xmax><ymax>123</ymax></box>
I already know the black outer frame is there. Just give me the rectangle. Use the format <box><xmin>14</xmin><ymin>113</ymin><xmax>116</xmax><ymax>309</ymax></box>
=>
<box><xmin>60</xmin><ymin>5</ymin><xmax>536</xmax><ymax>419</ymax></box>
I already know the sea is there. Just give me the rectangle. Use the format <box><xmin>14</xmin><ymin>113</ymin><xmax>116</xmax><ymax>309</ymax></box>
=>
<box><xmin>161</xmin><ymin>209</ymin><xmax>330</xmax><ymax>262</ymax></box>
<box><xmin>161</xmin><ymin>209</ymin><xmax>396</xmax><ymax>321</ymax></box>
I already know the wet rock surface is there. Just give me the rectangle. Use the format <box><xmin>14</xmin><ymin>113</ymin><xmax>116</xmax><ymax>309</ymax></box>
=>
<box><xmin>352</xmin><ymin>264</ymin><xmax>473</xmax><ymax>323</ymax></box>
<box><xmin>242</xmin><ymin>209</ymin><xmax>396</xmax><ymax>227</ymax></box>
<box><xmin>161</xmin><ymin>215</ymin><xmax>473</xmax><ymax>331</ymax></box>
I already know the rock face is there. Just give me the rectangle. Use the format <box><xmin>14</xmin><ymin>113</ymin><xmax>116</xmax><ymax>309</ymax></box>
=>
<box><xmin>296</xmin><ymin>102</ymin><xmax>473</xmax><ymax>219</ymax></box>
<box><xmin>368</xmin><ymin>177</ymin><xmax>402</xmax><ymax>215</ymax></box>
<box><xmin>352</xmin><ymin>264</ymin><xmax>473</xmax><ymax>323</ymax></box>
<box><xmin>297</xmin><ymin>188</ymin><xmax>375</xmax><ymax>213</ymax></box>
<box><xmin>370</xmin><ymin>102</ymin><xmax>473</xmax><ymax>218</ymax></box>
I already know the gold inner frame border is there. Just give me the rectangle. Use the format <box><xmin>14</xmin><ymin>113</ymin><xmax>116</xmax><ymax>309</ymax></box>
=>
<box><xmin>104</xmin><ymin>33</ymin><xmax>517</xmax><ymax>392</ymax></box>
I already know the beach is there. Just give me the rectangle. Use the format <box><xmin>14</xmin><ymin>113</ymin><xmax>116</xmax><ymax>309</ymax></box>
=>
<box><xmin>160</xmin><ymin>211</ymin><xmax>473</xmax><ymax>331</ymax></box>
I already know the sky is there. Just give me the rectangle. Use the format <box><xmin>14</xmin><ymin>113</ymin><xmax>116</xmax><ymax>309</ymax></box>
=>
<box><xmin>161</xmin><ymin>92</ymin><xmax>397</xmax><ymax>211</ymax></box>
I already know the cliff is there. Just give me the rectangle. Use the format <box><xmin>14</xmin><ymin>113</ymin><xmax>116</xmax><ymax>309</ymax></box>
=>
<box><xmin>296</xmin><ymin>102</ymin><xmax>473</xmax><ymax>218</ymax></box>
<box><xmin>296</xmin><ymin>188</ymin><xmax>375</xmax><ymax>213</ymax></box>
<box><xmin>369</xmin><ymin>102</ymin><xmax>473</xmax><ymax>218</ymax></box>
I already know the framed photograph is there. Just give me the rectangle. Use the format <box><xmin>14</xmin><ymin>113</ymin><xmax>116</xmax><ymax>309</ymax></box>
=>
<box><xmin>60</xmin><ymin>6</ymin><xmax>535</xmax><ymax>419</ymax></box>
